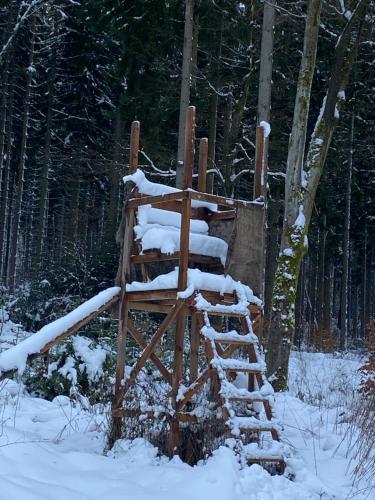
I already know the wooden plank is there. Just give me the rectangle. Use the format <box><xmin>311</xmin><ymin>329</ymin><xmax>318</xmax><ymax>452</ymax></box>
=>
<box><xmin>121</xmin><ymin>301</ymin><xmax>185</xmax><ymax>397</ymax></box>
<box><xmin>129</xmin><ymin>121</ymin><xmax>140</xmax><ymax>174</ymax></box>
<box><xmin>125</xmin><ymin>288</ymin><xmax>261</xmax><ymax>314</ymax></box>
<box><xmin>127</xmin><ymin>318</ymin><xmax>172</xmax><ymax>385</ymax></box>
<box><xmin>253</xmin><ymin>125</ymin><xmax>265</xmax><ymax>199</ymax></box>
<box><xmin>183</xmin><ymin>105</ymin><xmax>195</xmax><ymax>189</ymax></box>
<box><xmin>125</xmin><ymin>289</ymin><xmax>179</xmax><ymax>302</ymax></box>
<box><xmin>198</xmin><ymin>138</ymin><xmax>208</xmax><ymax>193</ymax></box>
<box><xmin>127</xmin><ymin>191</ymin><xmax>188</xmax><ymax>209</ymax></box>
<box><xmin>206</xmin><ymin>210</ymin><xmax>236</xmax><ymax>221</ymax></box>
<box><xmin>127</xmin><ymin>301</ymin><xmax>172</xmax><ymax>314</ymax></box>
<box><xmin>130</xmin><ymin>251</ymin><xmax>222</xmax><ymax>266</ymax></box>
<box><xmin>189</xmin><ymin>190</ymin><xmax>262</xmax><ymax>209</ymax></box>
<box><xmin>140</xmin><ymin>199</ymin><xmax>207</xmax><ymax>220</ymax></box>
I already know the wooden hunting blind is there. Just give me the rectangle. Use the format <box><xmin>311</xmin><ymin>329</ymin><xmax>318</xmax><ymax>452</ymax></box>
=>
<box><xmin>109</xmin><ymin>107</ymin><xmax>286</xmax><ymax>471</ymax></box>
<box><xmin>0</xmin><ymin>105</ymin><xmax>286</xmax><ymax>473</ymax></box>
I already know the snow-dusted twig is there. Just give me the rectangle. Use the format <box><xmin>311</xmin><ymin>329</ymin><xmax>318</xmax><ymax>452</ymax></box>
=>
<box><xmin>0</xmin><ymin>0</ymin><xmax>45</xmax><ymax>64</ymax></box>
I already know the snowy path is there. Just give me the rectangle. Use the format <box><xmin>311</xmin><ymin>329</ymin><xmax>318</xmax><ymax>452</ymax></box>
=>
<box><xmin>0</xmin><ymin>352</ymin><xmax>372</xmax><ymax>500</ymax></box>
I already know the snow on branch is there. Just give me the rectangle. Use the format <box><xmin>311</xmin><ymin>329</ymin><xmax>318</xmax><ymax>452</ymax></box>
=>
<box><xmin>0</xmin><ymin>0</ymin><xmax>45</xmax><ymax>64</ymax></box>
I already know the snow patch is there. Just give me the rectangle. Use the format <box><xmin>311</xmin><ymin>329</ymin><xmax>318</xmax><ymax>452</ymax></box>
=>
<box><xmin>259</xmin><ymin>120</ymin><xmax>271</xmax><ymax>138</ymax></box>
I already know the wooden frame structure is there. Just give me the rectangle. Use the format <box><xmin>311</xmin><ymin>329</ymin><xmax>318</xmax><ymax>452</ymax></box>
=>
<box><xmin>109</xmin><ymin>108</ymin><xmax>284</xmax><ymax>470</ymax></box>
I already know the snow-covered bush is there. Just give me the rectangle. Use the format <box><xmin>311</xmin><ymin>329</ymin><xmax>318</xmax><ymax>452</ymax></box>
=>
<box><xmin>23</xmin><ymin>331</ymin><xmax>117</xmax><ymax>403</ymax></box>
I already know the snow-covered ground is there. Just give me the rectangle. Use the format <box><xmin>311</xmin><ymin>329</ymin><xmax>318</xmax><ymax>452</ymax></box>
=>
<box><xmin>0</xmin><ymin>349</ymin><xmax>372</xmax><ymax>500</ymax></box>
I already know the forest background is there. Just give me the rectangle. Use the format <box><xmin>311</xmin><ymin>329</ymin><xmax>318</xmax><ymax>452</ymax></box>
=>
<box><xmin>0</xmin><ymin>0</ymin><xmax>374</xmax><ymax>360</ymax></box>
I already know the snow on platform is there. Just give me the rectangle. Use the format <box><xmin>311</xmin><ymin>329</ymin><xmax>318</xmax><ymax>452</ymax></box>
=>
<box><xmin>126</xmin><ymin>268</ymin><xmax>261</xmax><ymax>306</ymax></box>
<box><xmin>135</xmin><ymin>223</ymin><xmax>228</xmax><ymax>264</ymax></box>
<box><xmin>133</xmin><ymin>194</ymin><xmax>228</xmax><ymax>263</ymax></box>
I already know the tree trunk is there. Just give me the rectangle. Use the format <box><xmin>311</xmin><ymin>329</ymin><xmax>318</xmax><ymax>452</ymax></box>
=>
<box><xmin>360</xmin><ymin>225</ymin><xmax>367</xmax><ymax>339</ymax></box>
<box><xmin>106</xmin><ymin>107</ymin><xmax>123</xmax><ymax>241</ymax></box>
<box><xmin>207</xmin><ymin>16</ymin><xmax>223</xmax><ymax>194</ymax></box>
<box><xmin>176</xmin><ymin>0</ymin><xmax>194</xmax><ymax>188</ymax></box>
<box><xmin>340</xmin><ymin>111</ymin><xmax>354</xmax><ymax>349</ymax></box>
<box><xmin>8</xmin><ymin>17</ymin><xmax>36</xmax><ymax>290</ymax></box>
<box><xmin>317</xmin><ymin>216</ymin><xmax>327</xmax><ymax>331</ymax></box>
<box><xmin>322</xmin><ymin>258</ymin><xmax>332</xmax><ymax>333</ymax></box>
<box><xmin>32</xmin><ymin>57</ymin><xmax>56</xmax><ymax>275</ymax></box>
<box><xmin>266</xmin><ymin>0</ymin><xmax>322</xmax><ymax>389</ymax></box>
<box><xmin>267</xmin><ymin>0</ymin><xmax>367</xmax><ymax>389</ymax></box>
<box><xmin>257</xmin><ymin>0</ymin><xmax>275</xmax><ymax>164</ymax></box>
<box><xmin>0</xmin><ymin>59</ymin><xmax>12</xmax><ymax>278</ymax></box>
<box><xmin>294</xmin><ymin>258</ymin><xmax>304</xmax><ymax>348</ymax></box>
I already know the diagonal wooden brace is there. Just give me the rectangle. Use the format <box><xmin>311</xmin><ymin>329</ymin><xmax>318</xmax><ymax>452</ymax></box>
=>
<box><xmin>119</xmin><ymin>300</ymin><xmax>185</xmax><ymax>399</ymax></box>
<box><xmin>127</xmin><ymin>317</ymin><xmax>172</xmax><ymax>385</ymax></box>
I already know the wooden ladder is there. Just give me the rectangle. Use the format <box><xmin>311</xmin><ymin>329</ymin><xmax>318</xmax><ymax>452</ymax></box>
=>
<box><xmin>198</xmin><ymin>296</ymin><xmax>286</xmax><ymax>472</ymax></box>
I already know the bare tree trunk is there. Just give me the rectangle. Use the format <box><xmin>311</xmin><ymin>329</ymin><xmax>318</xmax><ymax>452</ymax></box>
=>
<box><xmin>8</xmin><ymin>16</ymin><xmax>36</xmax><ymax>291</ymax></box>
<box><xmin>32</xmin><ymin>57</ymin><xmax>55</xmax><ymax>274</ymax></box>
<box><xmin>267</xmin><ymin>0</ymin><xmax>367</xmax><ymax>389</ymax></box>
<box><xmin>340</xmin><ymin>111</ymin><xmax>354</xmax><ymax>349</ymax></box>
<box><xmin>176</xmin><ymin>0</ymin><xmax>194</xmax><ymax>188</ymax></box>
<box><xmin>294</xmin><ymin>258</ymin><xmax>304</xmax><ymax>348</ymax></box>
<box><xmin>360</xmin><ymin>225</ymin><xmax>367</xmax><ymax>339</ymax></box>
<box><xmin>0</xmin><ymin>59</ymin><xmax>11</xmax><ymax>277</ymax></box>
<box><xmin>263</xmin><ymin>193</ymin><xmax>282</xmax><ymax>337</ymax></box>
<box><xmin>207</xmin><ymin>17</ymin><xmax>223</xmax><ymax>194</ymax></box>
<box><xmin>322</xmin><ymin>258</ymin><xmax>332</xmax><ymax>332</ymax></box>
<box><xmin>266</xmin><ymin>0</ymin><xmax>322</xmax><ymax>388</ymax></box>
<box><xmin>257</xmin><ymin>0</ymin><xmax>275</xmax><ymax>164</ymax></box>
<box><xmin>317</xmin><ymin>216</ymin><xmax>327</xmax><ymax>331</ymax></box>
<box><xmin>106</xmin><ymin>107</ymin><xmax>123</xmax><ymax>240</ymax></box>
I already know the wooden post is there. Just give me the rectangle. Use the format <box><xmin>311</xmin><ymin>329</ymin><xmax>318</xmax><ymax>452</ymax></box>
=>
<box><xmin>129</xmin><ymin>121</ymin><xmax>140</xmax><ymax>174</ymax></box>
<box><xmin>190</xmin><ymin>313</ymin><xmax>201</xmax><ymax>383</ymax></box>
<box><xmin>171</xmin><ymin>114</ymin><xmax>194</xmax><ymax>453</ymax></box>
<box><xmin>109</xmin><ymin>295</ymin><xmax>130</xmax><ymax>447</ymax></box>
<box><xmin>171</xmin><ymin>193</ymin><xmax>191</xmax><ymax>455</ymax></box>
<box><xmin>183</xmin><ymin>106</ymin><xmax>195</xmax><ymax>189</ymax></box>
<box><xmin>253</xmin><ymin>125</ymin><xmax>265</xmax><ymax>199</ymax></box>
<box><xmin>198</xmin><ymin>138</ymin><xmax>208</xmax><ymax>193</ymax></box>
<box><xmin>109</xmin><ymin>206</ymin><xmax>135</xmax><ymax>448</ymax></box>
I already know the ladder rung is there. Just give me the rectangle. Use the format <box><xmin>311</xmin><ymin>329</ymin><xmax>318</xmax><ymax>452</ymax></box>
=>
<box><xmin>229</xmin><ymin>416</ymin><xmax>280</xmax><ymax>433</ymax></box>
<box><xmin>212</xmin><ymin>357</ymin><xmax>265</xmax><ymax>372</ymax></box>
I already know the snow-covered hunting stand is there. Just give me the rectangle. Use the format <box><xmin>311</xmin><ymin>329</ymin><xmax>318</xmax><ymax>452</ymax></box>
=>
<box><xmin>109</xmin><ymin>107</ymin><xmax>285</xmax><ymax>471</ymax></box>
<box><xmin>0</xmin><ymin>106</ymin><xmax>285</xmax><ymax>472</ymax></box>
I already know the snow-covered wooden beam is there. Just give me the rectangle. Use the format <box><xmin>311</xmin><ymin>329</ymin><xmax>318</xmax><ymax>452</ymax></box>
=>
<box><xmin>0</xmin><ymin>287</ymin><xmax>121</xmax><ymax>382</ymax></box>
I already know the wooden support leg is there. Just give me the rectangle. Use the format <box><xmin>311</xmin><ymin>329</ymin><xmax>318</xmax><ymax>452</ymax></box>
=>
<box><xmin>190</xmin><ymin>314</ymin><xmax>200</xmax><ymax>383</ymax></box>
<box><xmin>108</xmin><ymin>293</ymin><xmax>129</xmax><ymax>448</ymax></box>
<box><xmin>171</xmin><ymin>311</ymin><xmax>186</xmax><ymax>456</ymax></box>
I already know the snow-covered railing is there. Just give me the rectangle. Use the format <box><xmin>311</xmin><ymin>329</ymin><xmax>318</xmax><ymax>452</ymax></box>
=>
<box><xmin>0</xmin><ymin>287</ymin><xmax>121</xmax><ymax>381</ymax></box>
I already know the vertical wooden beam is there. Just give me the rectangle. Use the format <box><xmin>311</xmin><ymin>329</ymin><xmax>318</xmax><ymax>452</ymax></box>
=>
<box><xmin>190</xmin><ymin>313</ymin><xmax>201</xmax><ymax>383</ymax></box>
<box><xmin>109</xmin><ymin>207</ymin><xmax>135</xmax><ymax>447</ymax></box>
<box><xmin>183</xmin><ymin>106</ymin><xmax>195</xmax><ymax>189</ymax></box>
<box><xmin>109</xmin><ymin>295</ymin><xmax>129</xmax><ymax>447</ymax></box>
<box><xmin>171</xmin><ymin>134</ymin><xmax>193</xmax><ymax>453</ymax></box>
<box><xmin>129</xmin><ymin>121</ymin><xmax>140</xmax><ymax>174</ymax></box>
<box><xmin>177</xmin><ymin>196</ymin><xmax>191</xmax><ymax>291</ymax></box>
<box><xmin>253</xmin><ymin>125</ymin><xmax>265</xmax><ymax>199</ymax></box>
<box><xmin>198</xmin><ymin>138</ymin><xmax>208</xmax><ymax>193</ymax></box>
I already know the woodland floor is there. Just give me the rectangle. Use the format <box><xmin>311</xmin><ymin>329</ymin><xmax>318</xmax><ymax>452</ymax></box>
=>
<box><xmin>0</xmin><ymin>351</ymin><xmax>373</xmax><ymax>500</ymax></box>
